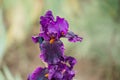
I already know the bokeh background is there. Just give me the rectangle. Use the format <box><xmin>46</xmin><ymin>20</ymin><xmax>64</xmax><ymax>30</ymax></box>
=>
<box><xmin>0</xmin><ymin>0</ymin><xmax>120</xmax><ymax>80</ymax></box>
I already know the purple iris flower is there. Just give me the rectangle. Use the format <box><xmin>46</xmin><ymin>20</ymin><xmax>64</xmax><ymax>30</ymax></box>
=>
<box><xmin>32</xmin><ymin>10</ymin><xmax>82</xmax><ymax>64</ymax></box>
<box><xmin>37</xmin><ymin>10</ymin><xmax>82</xmax><ymax>42</ymax></box>
<box><xmin>39</xmin><ymin>10</ymin><xmax>69</xmax><ymax>41</ymax></box>
<box><xmin>28</xmin><ymin>10</ymin><xmax>83</xmax><ymax>80</ymax></box>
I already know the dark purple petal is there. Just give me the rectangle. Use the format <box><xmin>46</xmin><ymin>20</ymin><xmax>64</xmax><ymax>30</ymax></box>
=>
<box><xmin>65</xmin><ymin>31</ymin><xmax>83</xmax><ymax>42</ymax></box>
<box><xmin>40</xmin><ymin>40</ymin><xmax>64</xmax><ymax>64</ymax></box>
<box><xmin>51</xmin><ymin>72</ymin><xmax>63</xmax><ymax>80</ymax></box>
<box><xmin>47</xmin><ymin>61</ymin><xmax>75</xmax><ymax>80</ymax></box>
<box><xmin>48</xmin><ymin>63</ymin><xmax>64</xmax><ymax>80</ymax></box>
<box><xmin>65</xmin><ymin>56</ymin><xmax>77</xmax><ymax>70</ymax></box>
<box><xmin>28</xmin><ymin>67</ymin><xmax>48</xmax><ymax>80</ymax></box>
<box><xmin>62</xmin><ymin>70</ymin><xmax>75</xmax><ymax>80</ymax></box>
<box><xmin>48</xmin><ymin>65</ymin><xmax>63</xmax><ymax>80</ymax></box>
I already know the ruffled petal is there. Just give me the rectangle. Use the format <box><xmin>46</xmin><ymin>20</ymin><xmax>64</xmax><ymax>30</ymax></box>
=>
<box><xmin>28</xmin><ymin>67</ymin><xmax>48</xmax><ymax>80</ymax></box>
<box><xmin>65</xmin><ymin>56</ymin><xmax>77</xmax><ymax>70</ymax></box>
<box><xmin>40</xmin><ymin>40</ymin><xmax>64</xmax><ymax>64</ymax></box>
<box><xmin>40</xmin><ymin>10</ymin><xmax>54</xmax><ymax>28</ymax></box>
<box><xmin>56</xmin><ymin>16</ymin><xmax>69</xmax><ymax>36</ymax></box>
<box><xmin>62</xmin><ymin>69</ymin><xmax>75</xmax><ymax>80</ymax></box>
<box><xmin>48</xmin><ymin>61</ymin><xmax>75</xmax><ymax>80</ymax></box>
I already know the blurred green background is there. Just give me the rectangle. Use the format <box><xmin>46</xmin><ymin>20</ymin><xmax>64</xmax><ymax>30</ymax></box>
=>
<box><xmin>0</xmin><ymin>0</ymin><xmax>120</xmax><ymax>80</ymax></box>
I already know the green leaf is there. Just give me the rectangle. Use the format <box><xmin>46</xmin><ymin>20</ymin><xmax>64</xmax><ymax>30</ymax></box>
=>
<box><xmin>3</xmin><ymin>65</ymin><xmax>14</xmax><ymax>80</ymax></box>
<box><xmin>0</xmin><ymin>8</ymin><xmax>6</xmax><ymax>60</ymax></box>
<box><xmin>0</xmin><ymin>71</ymin><xmax>5</xmax><ymax>80</ymax></box>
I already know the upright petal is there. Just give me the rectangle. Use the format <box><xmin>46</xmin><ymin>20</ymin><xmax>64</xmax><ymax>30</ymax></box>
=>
<box><xmin>47</xmin><ymin>22</ymin><xmax>59</xmax><ymax>39</ymax></box>
<box><xmin>56</xmin><ymin>16</ymin><xmax>69</xmax><ymax>36</ymax></box>
<box><xmin>40</xmin><ymin>10</ymin><xmax>54</xmax><ymax>32</ymax></box>
<box><xmin>45</xmin><ymin>10</ymin><xmax>54</xmax><ymax>20</ymax></box>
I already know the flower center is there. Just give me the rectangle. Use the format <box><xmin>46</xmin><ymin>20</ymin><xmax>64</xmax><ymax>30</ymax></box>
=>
<box><xmin>49</xmin><ymin>37</ymin><xmax>55</xmax><ymax>44</ymax></box>
<box><xmin>45</xmin><ymin>73</ymin><xmax>49</xmax><ymax>78</ymax></box>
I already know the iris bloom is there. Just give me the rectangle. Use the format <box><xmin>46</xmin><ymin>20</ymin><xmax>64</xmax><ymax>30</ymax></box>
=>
<box><xmin>28</xmin><ymin>10</ymin><xmax>83</xmax><ymax>80</ymax></box>
<box><xmin>28</xmin><ymin>56</ymin><xmax>76</xmax><ymax>80</ymax></box>
<box><xmin>32</xmin><ymin>10</ymin><xmax>82</xmax><ymax>43</ymax></box>
<box><xmin>32</xmin><ymin>10</ymin><xmax>82</xmax><ymax>64</ymax></box>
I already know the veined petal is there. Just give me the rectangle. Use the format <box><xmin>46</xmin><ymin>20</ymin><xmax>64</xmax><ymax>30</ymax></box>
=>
<box><xmin>40</xmin><ymin>40</ymin><xmax>64</xmax><ymax>64</ymax></box>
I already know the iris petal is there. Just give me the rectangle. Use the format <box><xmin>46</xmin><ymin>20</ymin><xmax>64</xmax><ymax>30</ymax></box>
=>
<box><xmin>28</xmin><ymin>67</ymin><xmax>48</xmax><ymax>80</ymax></box>
<box><xmin>56</xmin><ymin>16</ymin><xmax>69</xmax><ymax>36</ymax></box>
<box><xmin>40</xmin><ymin>40</ymin><xmax>64</xmax><ymax>64</ymax></box>
<box><xmin>65</xmin><ymin>31</ymin><xmax>83</xmax><ymax>42</ymax></box>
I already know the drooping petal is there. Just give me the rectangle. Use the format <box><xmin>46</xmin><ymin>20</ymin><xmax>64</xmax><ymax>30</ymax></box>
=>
<box><xmin>40</xmin><ymin>40</ymin><xmax>64</xmax><ymax>64</ymax></box>
<box><xmin>28</xmin><ymin>67</ymin><xmax>48</xmax><ymax>80</ymax></box>
<box><xmin>65</xmin><ymin>31</ymin><xmax>83</xmax><ymax>42</ymax></box>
